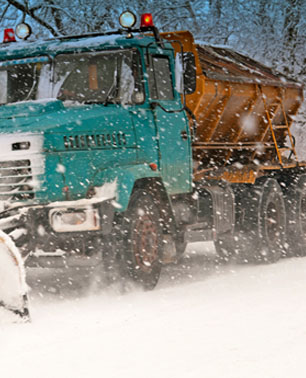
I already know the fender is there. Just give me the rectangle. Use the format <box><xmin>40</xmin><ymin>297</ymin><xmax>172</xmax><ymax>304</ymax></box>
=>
<box><xmin>92</xmin><ymin>164</ymin><xmax>161</xmax><ymax>212</ymax></box>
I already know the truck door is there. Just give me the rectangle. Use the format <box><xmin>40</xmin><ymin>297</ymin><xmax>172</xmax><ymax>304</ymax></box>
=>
<box><xmin>53</xmin><ymin>50</ymin><xmax>139</xmax><ymax>200</ymax></box>
<box><xmin>146</xmin><ymin>53</ymin><xmax>192</xmax><ymax>194</ymax></box>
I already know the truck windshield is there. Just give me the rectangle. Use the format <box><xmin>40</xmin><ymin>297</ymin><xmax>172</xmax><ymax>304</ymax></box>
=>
<box><xmin>0</xmin><ymin>57</ymin><xmax>50</xmax><ymax>105</ymax></box>
<box><xmin>53</xmin><ymin>50</ymin><xmax>144</xmax><ymax>105</ymax></box>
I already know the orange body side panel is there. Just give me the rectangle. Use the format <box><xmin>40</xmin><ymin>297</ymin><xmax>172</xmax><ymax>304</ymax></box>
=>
<box><xmin>162</xmin><ymin>31</ymin><xmax>304</xmax><ymax>182</ymax></box>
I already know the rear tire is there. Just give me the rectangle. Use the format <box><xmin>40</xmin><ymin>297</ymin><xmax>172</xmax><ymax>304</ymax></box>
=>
<box><xmin>256</xmin><ymin>179</ymin><xmax>286</xmax><ymax>262</ymax></box>
<box><xmin>236</xmin><ymin>179</ymin><xmax>286</xmax><ymax>263</ymax></box>
<box><xmin>174</xmin><ymin>231</ymin><xmax>187</xmax><ymax>257</ymax></box>
<box><xmin>214</xmin><ymin>232</ymin><xmax>236</xmax><ymax>262</ymax></box>
<box><xmin>285</xmin><ymin>174</ymin><xmax>306</xmax><ymax>256</ymax></box>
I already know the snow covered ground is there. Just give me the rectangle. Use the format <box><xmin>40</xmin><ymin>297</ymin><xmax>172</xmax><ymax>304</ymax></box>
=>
<box><xmin>1</xmin><ymin>242</ymin><xmax>306</xmax><ymax>378</ymax></box>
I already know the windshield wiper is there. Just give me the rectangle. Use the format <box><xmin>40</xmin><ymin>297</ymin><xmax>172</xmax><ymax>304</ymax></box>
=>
<box><xmin>24</xmin><ymin>65</ymin><xmax>38</xmax><ymax>101</ymax></box>
<box><xmin>83</xmin><ymin>98</ymin><xmax>118</xmax><ymax>105</ymax></box>
<box><xmin>101</xmin><ymin>66</ymin><xmax>118</xmax><ymax>106</ymax></box>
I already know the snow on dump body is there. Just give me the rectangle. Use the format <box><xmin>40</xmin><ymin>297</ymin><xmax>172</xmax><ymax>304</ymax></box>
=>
<box><xmin>195</xmin><ymin>44</ymin><xmax>300</xmax><ymax>86</ymax></box>
<box><xmin>0</xmin><ymin>230</ymin><xmax>27</xmax><ymax>312</ymax></box>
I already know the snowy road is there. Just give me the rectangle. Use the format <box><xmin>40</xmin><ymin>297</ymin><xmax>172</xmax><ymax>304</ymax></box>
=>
<box><xmin>1</xmin><ymin>243</ymin><xmax>306</xmax><ymax>378</ymax></box>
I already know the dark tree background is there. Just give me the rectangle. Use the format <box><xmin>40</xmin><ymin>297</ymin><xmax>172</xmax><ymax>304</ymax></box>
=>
<box><xmin>0</xmin><ymin>0</ymin><xmax>304</xmax><ymax>82</ymax></box>
<box><xmin>0</xmin><ymin>0</ymin><xmax>305</xmax><ymax>133</ymax></box>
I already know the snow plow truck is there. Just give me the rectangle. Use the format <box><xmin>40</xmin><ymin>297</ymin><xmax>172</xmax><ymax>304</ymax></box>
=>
<box><xmin>0</xmin><ymin>12</ymin><xmax>304</xmax><ymax>319</ymax></box>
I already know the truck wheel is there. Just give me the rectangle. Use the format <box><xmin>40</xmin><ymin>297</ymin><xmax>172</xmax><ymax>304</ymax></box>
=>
<box><xmin>285</xmin><ymin>174</ymin><xmax>306</xmax><ymax>256</ymax></box>
<box><xmin>174</xmin><ymin>232</ymin><xmax>187</xmax><ymax>257</ymax></box>
<box><xmin>214</xmin><ymin>232</ymin><xmax>236</xmax><ymax>262</ymax></box>
<box><xmin>241</xmin><ymin>179</ymin><xmax>286</xmax><ymax>263</ymax></box>
<box><xmin>121</xmin><ymin>189</ymin><xmax>163</xmax><ymax>290</ymax></box>
<box><xmin>259</xmin><ymin>180</ymin><xmax>286</xmax><ymax>262</ymax></box>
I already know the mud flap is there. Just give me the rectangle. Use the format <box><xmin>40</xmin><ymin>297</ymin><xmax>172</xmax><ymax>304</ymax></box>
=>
<box><xmin>0</xmin><ymin>230</ymin><xmax>30</xmax><ymax>322</ymax></box>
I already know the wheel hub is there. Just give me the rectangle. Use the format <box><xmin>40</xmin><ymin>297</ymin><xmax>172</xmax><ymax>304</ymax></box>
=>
<box><xmin>133</xmin><ymin>214</ymin><xmax>158</xmax><ymax>272</ymax></box>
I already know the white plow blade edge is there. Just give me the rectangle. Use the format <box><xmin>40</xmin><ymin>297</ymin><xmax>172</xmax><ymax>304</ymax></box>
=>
<box><xmin>0</xmin><ymin>230</ymin><xmax>30</xmax><ymax>321</ymax></box>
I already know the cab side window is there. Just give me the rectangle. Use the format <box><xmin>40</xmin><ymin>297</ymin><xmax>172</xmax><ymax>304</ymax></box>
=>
<box><xmin>147</xmin><ymin>56</ymin><xmax>174</xmax><ymax>101</ymax></box>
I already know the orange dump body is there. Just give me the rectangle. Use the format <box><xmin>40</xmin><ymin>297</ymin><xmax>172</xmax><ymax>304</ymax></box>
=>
<box><xmin>162</xmin><ymin>31</ymin><xmax>304</xmax><ymax>183</ymax></box>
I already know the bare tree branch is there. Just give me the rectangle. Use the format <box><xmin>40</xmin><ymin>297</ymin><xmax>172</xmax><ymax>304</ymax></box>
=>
<box><xmin>0</xmin><ymin>3</ymin><xmax>10</xmax><ymax>23</ymax></box>
<box><xmin>34</xmin><ymin>2</ymin><xmax>92</xmax><ymax>32</ymax></box>
<box><xmin>5</xmin><ymin>0</ymin><xmax>60</xmax><ymax>36</ymax></box>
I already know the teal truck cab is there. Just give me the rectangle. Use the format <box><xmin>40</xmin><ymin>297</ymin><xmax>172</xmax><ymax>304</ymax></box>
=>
<box><xmin>0</xmin><ymin>11</ymin><xmax>304</xmax><ymax>291</ymax></box>
<box><xmin>0</xmin><ymin>12</ymin><xmax>198</xmax><ymax>289</ymax></box>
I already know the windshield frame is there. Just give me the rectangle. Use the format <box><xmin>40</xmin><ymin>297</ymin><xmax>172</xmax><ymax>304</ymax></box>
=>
<box><xmin>0</xmin><ymin>55</ymin><xmax>52</xmax><ymax>105</ymax></box>
<box><xmin>52</xmin><ymin>48</ymin><xmax>145</xmax><ymax>106</ymax></box>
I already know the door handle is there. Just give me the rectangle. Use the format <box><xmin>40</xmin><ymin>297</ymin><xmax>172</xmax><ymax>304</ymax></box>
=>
<box><xmin>181</xmin><ymin>130</ymin><xmax>188</xmax><ymax>140</ymax></box>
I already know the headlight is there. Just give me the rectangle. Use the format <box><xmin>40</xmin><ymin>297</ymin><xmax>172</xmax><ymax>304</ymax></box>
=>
<box><xmin>119</xmin><ymin>11</ymin><xmax>137</xmax><ymax>29</ymax></box>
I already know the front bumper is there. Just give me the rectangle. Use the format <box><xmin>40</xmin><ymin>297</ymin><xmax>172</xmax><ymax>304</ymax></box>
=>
<box><xmin>0</xmin><ymin>199</ymin><xmax>115</xmax><ymax>258</ymax></box>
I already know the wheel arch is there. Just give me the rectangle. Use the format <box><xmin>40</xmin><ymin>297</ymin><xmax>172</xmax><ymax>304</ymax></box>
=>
<box><xmin>91</xmin><ymin>165</ymin><xmax>175</xmax><ymax>233</ymax></box>
<box><xmin>91</xmin><ymin>165</ymin><xmax>162</xmax><ymax>212</ymax></box>
<box><xmin>129</xmin><ymin>177</ymin><xmax>176</xmax><ymax>235</ymax></box>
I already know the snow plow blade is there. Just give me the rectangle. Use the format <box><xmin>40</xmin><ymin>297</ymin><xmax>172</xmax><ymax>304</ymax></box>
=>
<box><xmin>0</xmin><ymin>230</ymin><xmax>30</xmax><ymax>322</ymax></box>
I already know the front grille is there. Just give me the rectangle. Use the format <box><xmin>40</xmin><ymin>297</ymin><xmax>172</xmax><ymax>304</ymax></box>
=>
<box><xmin>0</xmin><ymin>159</ymin><xmax>35</xmax><ymax>200</ymax></box>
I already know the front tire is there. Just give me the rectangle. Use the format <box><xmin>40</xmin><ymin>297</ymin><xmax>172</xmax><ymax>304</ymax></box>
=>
<box><xmin>121</xmin><ymin>189</ymin><xmax>163</xmax><ymax>290</ymax></box>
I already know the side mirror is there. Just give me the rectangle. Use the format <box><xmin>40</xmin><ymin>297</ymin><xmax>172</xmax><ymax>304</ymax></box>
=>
<box><xmin>183</xmin><ymin>52</ymin><xmax>196</xmax><ymax>95</ymax></box>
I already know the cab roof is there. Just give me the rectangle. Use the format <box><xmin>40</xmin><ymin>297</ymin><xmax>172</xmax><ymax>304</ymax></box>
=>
<box><xmin>0</xmin><ymin>31</ymin><xmax>168</xmax><ymax>61</ymax></box>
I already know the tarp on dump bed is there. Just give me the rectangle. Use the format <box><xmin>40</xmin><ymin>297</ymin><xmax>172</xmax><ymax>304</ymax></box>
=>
<box><xmin>196</xmin><ymin>44</ymin><xmax>301</xmax><ymax>88</ymax></box>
